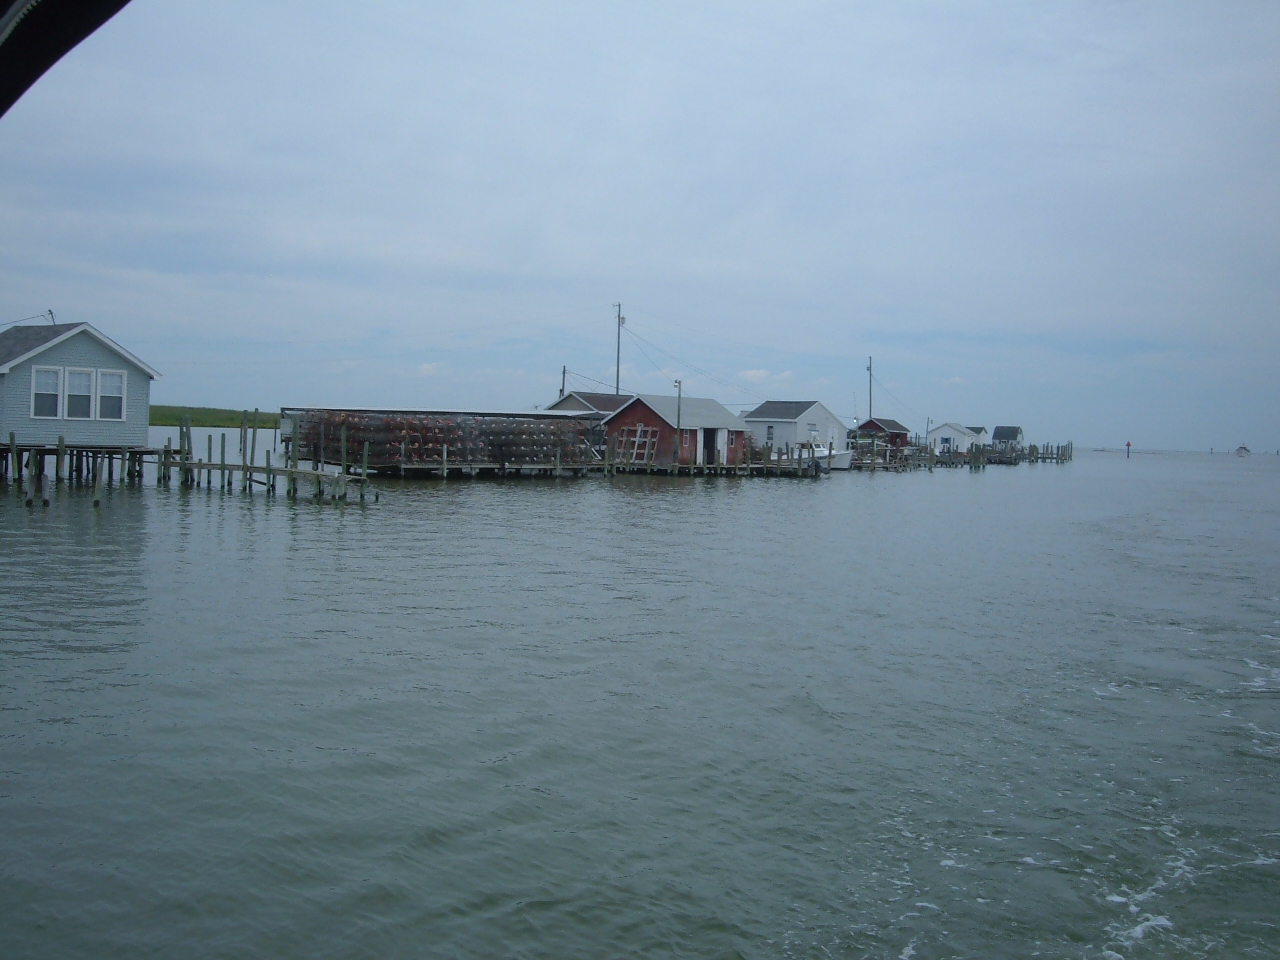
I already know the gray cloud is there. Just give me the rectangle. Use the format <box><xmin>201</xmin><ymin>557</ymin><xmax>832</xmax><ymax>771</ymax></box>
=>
<box><xmin>0</xmin><ymin>1</ymin><xmax>1276</xmax><ymax>447</ymax></box>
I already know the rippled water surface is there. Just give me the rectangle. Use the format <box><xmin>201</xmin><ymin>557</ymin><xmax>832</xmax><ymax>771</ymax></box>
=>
<box><xmin>2</xmin><ymin>451</ymin><xmax>1277</xmax><ymax>959</ymax></box>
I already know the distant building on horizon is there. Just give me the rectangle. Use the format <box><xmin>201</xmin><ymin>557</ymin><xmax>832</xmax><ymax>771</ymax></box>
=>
<box><xmin>992</xmin><ymin>426</ymin><xmax>1025</xmax><ymax>453</ymax></box>
<box><xmin>854</xmin><ymin>417</ymin><xmax>911</xmax><ymax>449</ymax></box>
<box><xmin>740</xmin><ymin>400</ymin><xmax>847</xmax><ymax>452</ymax></box>
<box><xmin>604</xmin><ymin>394</ymin><xmax>749</xmax><ymax>467</ymax></box>
<box><xmin>927</xmin><ymin>422</ymin><xmax>979</xmax><ymax>454</ymax></box>
<box><xmin>545</xmin><ymin>390</ymin><xmax>636</xmax><ymax>418</ymax></box>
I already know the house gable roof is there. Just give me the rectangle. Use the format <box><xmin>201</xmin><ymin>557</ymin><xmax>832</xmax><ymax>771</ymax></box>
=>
<box><xmin>857</xmin><ymin>417</ymin><xmax>910</xmax><ymax>435</ymax></box>
<box><xmin>606</xmin><ymin>394</ymin><xmax>747</xmax><ymax>431</ymax></box>
<box><xmin>992</xmin><ymin>426</ymin><xmax>1023</xmax><ymax>441</ymax></box>
<box><xmin>742</xmin><ymin>400</ymin><xmax>820</xmax><ymax>421</ymax></box>
<box><xmin>927</xmin><ymin>422</ymin><xmax>975</xmax><ymax>437</ymax></box>
<box><xmin>0</xmin><ymin>322</ymin><xmax>161</xmax><ymax>378</ymax></box>
<box><xmin>546</xmin><ymin>391</ymin><xmax>635</xmax><ymax>414</ymax></box>
<box><xmin>967</xmin><ymin>426</ymin><xmax>987</xmax><ymax>435</ymax></box>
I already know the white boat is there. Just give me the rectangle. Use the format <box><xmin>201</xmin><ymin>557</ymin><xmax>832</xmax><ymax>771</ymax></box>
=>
<box><xmin>1236</xmin><ymin>445</ymin><xmax>1251</xmax><ymax>457</ymax></box>
<box><xmin>770</xmin><ymin>443</ymin><xmax>854</xmax><ymax>470</ymax></box>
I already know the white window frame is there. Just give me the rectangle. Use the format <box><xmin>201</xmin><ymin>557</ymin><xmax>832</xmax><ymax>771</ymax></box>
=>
<box><xmin>65</xmin><ymin>367</ymin><xmax>96</xmax><ymax>420</ymax></box>
<box><xmin>96</xmin><ymin>368</ymin><xmax>127</xmax><ymax>421</ymax></box>
<box><xmin>31</xmin><ymin>365</ymin><xmax>63</xmax><ymax>419</ymax></box>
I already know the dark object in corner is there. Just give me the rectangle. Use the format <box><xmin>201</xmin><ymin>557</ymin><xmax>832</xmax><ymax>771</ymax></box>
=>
<box><xmin>0</xmin><ymin>0</ymin><xmax>133</xmax><ymax>119</ymax></box>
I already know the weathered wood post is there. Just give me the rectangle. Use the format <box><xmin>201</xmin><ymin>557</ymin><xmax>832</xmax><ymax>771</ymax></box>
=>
<box><xmin>399</xmin><ymin>437</ymin><xmax>405</xmax><ymax>478</ymax></box>
<box><xmin>360</xmin><ymin>441</ymin><xmax>369</xmax><ymax>502</ymax></box>
<box><xmin>249</xmin><ymin>408</ymin><xmax>260</xmax><ymax>474</ymax></box>
<box><xmin>207</xmin><ymin>435</ymin><xmax>213</xmax><ymax>488</ymax></box>
<box><xmin>340</xmin><ymin>422</ymin><xmax>348</xmax><ymax>476</ymax></box>
<box><xmin>441</xmin><ymin>442</ymin><xmax>448</xmax><ymax>480</ymax></box>
<box><xmin>92</xmin><ymin>456</ymin><xmax>101</xmax><ymax>507</ymax></box>
<box><xmin>9</xmin><ymin>432</ymin><xmax>18</xmax><ymax>485</ymax></box>
<box><xmin>265</xmin><ymin>449</ymin><xmax>272</xmax><ymax>495</ymax></box>
<box><xmin>56</xmin><ymin>436</ymin><xmax>65</xmax><ymax>482</ymax></box>
<box><xmin>162</xmin><ymin>439</ymin><xmax>170</xmax><ymax>485</ymax></box>
<box><xmin>220</xmin><ymin>433</ymin><xmax>227</xmax><ymax>490</ymax></box>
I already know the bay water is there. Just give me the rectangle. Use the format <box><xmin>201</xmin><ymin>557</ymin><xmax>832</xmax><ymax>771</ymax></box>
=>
<box><xmin>2</xmin><ymin>451</ymin><xmax>1277</xmax><ymax>958</ymax></box>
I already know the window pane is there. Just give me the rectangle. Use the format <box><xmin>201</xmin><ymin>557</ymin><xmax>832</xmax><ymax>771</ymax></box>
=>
<box><xmin>99</xmin><ymin>395</ymin><xmax>124</xmax><ymax>420</ymax></box>
<box><xmin>99</xmin><ymin>372</ymin><xmax>123</xmax><ymax>396</ymax></box>
<box><xmin>35</xmin><ymin>369</ymin><xmax>60</xmax><ymax>393</ymax></box>
<box><xmin>67</xmin><ymin>394</ymin><xmax>92</xmax><ymax>418</ymax></box>
<box><xmin>34</xmin><ymin>393</ymin><xmax>58</xmax><ymax>417</ymax></box>
<box><xmin>68</xmin><ymin>371</ymin><xmax>93</xmax><ymax>395</ymax></box>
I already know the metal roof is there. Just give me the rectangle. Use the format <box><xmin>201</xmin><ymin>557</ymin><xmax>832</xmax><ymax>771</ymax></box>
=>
<box><xmin>967</xmin><ymin>426</ymin><xmax>987</xmax><ymax>435</ymax></box>
<box><xmin>546</xmin><ymin>391</ymin><xmax>636</xmax><ymax>414</ymax></box>
<box><xmin>281</xmin><ymin>406</ymin><xmax>589</xmax><ymax>420</ymax></box>
<box><xmin>927</xmin><ymin>422</ymin><xmax>975</xmax><ymax>436</ymax></box>
<box><xmin>992</xmin><ymin>426</ymin><xmax>1023</xmax><ymax>441</ymax></box>
<box><xmin>0</xmin><ymin>322</ymin><xmax>161</xmax><ymax>377</ymax></box>
<box><xmin>606</xmin><ymin>394</ymin><xmax>748</xmax><ymax>431</ymax></box>
<box><xmin>857</xmin><ymin>417</ymin><xmax>910</xmax><ymax>434</ymax></box>
<box><xmin>741</xmin><ymin>400</ymin><xmax>820</xmax><ymax>421</ymax></box>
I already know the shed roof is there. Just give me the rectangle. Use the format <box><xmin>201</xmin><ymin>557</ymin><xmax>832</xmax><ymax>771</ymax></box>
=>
<box><xmin>547</xmin><ymin>391</ymin><xmax>636</xmax><ymax>414</ymax></box>
<box><xmin>742</xmin><ymin>400</ymin><xmax>820</xmax><ymax>421</ymax></box>
<box><xmin>0</xmin><ymin>322</ymin><xmax>160</xmax><ymax>377</ymax></box>
<box><xmin>857</xmin><ymin>417</ymin><xmax>910</xmax><ymax>435</ymax></box>
<box><xmin>927</xmin><ymin>422</ymin><xmax>975</xmax><ymax>437</ymax></box>
<box><xmin>607</xmin><ymin>394</ymin><xmax>747</xmax><ymax>431</ymax></box>
<box><xmin>992</xmin><ymin>426</ymin><xmax>1023</xmax><ymax>441</ymax></box>
<box><xmin>0</xmin><ymin>323</ymin><xmax>77</xmax><ymax>367</ymax></box>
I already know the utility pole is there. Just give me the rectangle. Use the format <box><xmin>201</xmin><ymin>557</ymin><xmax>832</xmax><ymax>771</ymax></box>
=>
<box><xmin>560</xmin><ymin>365</ymin><xmax>566</xmax><ymax>399</ymax></box>
<box><xmin>866</xmin><ymin>356</ymin><xmax>873</xmax><ymax>421</ymax></box>
<box><xmin>614</xmin><ymin>303</ymin><xmax>625</xmax><ymax>394</ymax></box>
<box><xmin>674</xmin><ymin>379</ymin><xmax>682</xmax><ymax>466</ymax></box>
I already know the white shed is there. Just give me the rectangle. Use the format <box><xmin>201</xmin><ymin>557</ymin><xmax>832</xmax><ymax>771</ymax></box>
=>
<box><xmin>741</xmin><ymin>401</ymin><xmax>848</xmax><ymax>452</ymax></box>
<box><xmin>926</xmin><ymin>422</ymin><xmax>978</xmax><ymax>454</ymax></box>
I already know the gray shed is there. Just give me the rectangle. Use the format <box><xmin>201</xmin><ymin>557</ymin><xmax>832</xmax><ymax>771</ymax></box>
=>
<box><xmin>0</xmin><ymin>323</ymin><xmax>160</xmax><ymax>447</ymax></box>
<box><xmin>741</xmin><ymin>400</ymin><xmax>848</xmax><ymax>451</ymax></box>
<box><xmin>991</xmin><ymin>426</ymin><xmax>1024</xmax><ymax>452</ymax></box>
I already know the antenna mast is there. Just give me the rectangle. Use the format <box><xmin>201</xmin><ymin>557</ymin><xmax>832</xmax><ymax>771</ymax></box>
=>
<box><xmin>867</xmin><ymin>356</ymin><xmax>872</xmax><ymax>421</ymax></box>
<box><xmin>614</xmin><ymin>303</ymin><xmax>625</xmax><ymax>394</ymax></box>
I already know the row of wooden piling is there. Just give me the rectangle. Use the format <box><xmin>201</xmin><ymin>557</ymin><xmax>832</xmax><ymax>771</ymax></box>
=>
<box><xmin>4</xmin><ymin>431</ymin><xmax>147</xmax><ymax>507</ymax></box>
<box><xmin>161</xmin><ymin>414</ymin><xmax>373</xmax><ymax>502</ymax></box>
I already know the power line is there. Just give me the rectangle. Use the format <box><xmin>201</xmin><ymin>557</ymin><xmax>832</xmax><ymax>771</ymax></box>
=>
<box><xmin>870</xmin><ymin>373</ymin><xmax>925</xmax><ymax>424</ymax></box>
<box><xmin>622</xmin><ymin>325</ymin><xmax>768</xmax><ymax>402</ymax></box>
<box><xmin>1</xmin><ymin>312</ymin><xmax>54</xmax><ymax>330</ymax></box>
<box><xmin>565</xmin><ymin>368</ymin><xmax>625</xmax><ymax>392</ymax></box>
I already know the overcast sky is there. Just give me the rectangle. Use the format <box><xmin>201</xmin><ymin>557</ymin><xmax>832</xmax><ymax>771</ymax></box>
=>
<box><xmin>1</xmin><ymin>2</ymin><xmax>1277</xmax><ymax>448</ymax></box>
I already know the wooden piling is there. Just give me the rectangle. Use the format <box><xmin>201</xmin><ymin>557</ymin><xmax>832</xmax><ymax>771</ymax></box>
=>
<box><xmin>441</xmin><ymin>442</ymin><xmax>448</xmax><ymax>479</ymax></box>
<box><xmin>250</xmin><ymin>408</ymin><xmax>260</xmax><ymax>476</ymax></box>
<box><xmin>361</xmin><ymin>441</ymin><xmax>369</xmax><ymax>501</ymax></box>
<box><xmin>340</xmin><ymin>423</ymin><xmax>348</xmax><ymax>477</ymax></box>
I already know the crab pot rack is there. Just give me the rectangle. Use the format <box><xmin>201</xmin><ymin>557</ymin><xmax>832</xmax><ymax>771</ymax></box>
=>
<box><xmin>280</xmin><ymin>407</ymin><xmax>603</xmax><ymax>479</ymax></box>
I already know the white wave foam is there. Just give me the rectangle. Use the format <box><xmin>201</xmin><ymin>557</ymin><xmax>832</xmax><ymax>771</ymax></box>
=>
<box><xmin>1118</xmin><ymin>915</ymin><xmax>1173</xmax><ymax>942</ymax></box>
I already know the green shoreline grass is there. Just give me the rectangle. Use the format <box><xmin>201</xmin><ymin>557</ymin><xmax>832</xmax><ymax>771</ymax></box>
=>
<box><xmin>150</xmin><ymin>405</ymin><xmax>280</xmax><ymax>429</ymax></box>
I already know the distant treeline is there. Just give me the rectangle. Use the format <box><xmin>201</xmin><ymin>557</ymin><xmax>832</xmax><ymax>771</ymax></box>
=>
<box><xmin>150</xmin><ymin>405</ymin><xmax>281</xmax><ymax>429</ymax></box>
